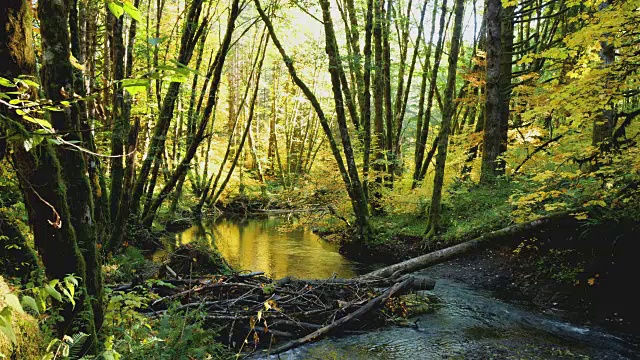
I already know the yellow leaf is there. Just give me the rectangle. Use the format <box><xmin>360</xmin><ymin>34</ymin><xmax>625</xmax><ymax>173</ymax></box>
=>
<box><xmin>571</xmin><ymin>212</ymin><xmax>589</xmax><ymax>220</ymax></box>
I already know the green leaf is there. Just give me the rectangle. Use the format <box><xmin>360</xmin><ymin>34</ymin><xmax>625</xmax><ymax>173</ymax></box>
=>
<box><xmin>64</xmin><ymin>274</ymin><xmax>78</xmax><ymax>287</ymax></box>
<box><xmin>123</xmin><ymin>0</ymin><xmax>142</xmax><ymax>22</ymax></box>
<box><xmin>107</xmin><ymin>1</ymin><xmax>124</xmax><ymax>18</ymax></box>
<box><xmin>167</xmin><ymin>75</ymin><xmax>188</xmax><ymax>83</ymax></box>
<box><xmin>22</xmin><ymin>115</ymin><xmax>52</xmax><ymax>129</ymax></box>
<box><xmin>21</xmin><ymin>296</ymin><xmax>39</xmax><ymax>315</ymax></box>
<box><xmin>0</xmin><ymin>77</ymin><xmax>15</xmax><ymax>88</ymax></box>
<box><xmin>23</xmin><ymin>135</ymin><xmax>44</xmax><ymax>152</ymax></box>
<box><xmin>122</xmin><ymin>78</ymin><xmax>150</xmax><ymax>96</ymax></box>
<box><xmin>61</xmin><ymin>288</ymin><xmax>76</xmax><ymax>309</ymax></box>
<box><xmin>0</xmin><ymin>308</ymin><xmax>16</xmax><ymax>344</ymax></box>
<box><xmin>45</xmin><ymin>285</ymin><xmax>62</xmax><ymax>302</ymax></box>
<box><xmin>4</xmin><ymin>294</ymin><xmax>23</xmax><ymax>313</ymax></box>
<box><xmin>16</xmin><ymin>77</ymin><xmax>40</xmax><ymax>89</ymax></box>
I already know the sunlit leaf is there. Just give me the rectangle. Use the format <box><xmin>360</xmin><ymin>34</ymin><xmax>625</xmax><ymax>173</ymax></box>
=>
<box><xmin>4</xmin><ymin>294</ymin><xmax>23</xmax><ymax>313</ymax></box>
<box><xmin>45</xmin><ymin>284</ymin><xmax>62</xmax><ymax>302</ymax></box>
<box><xmin>0</xmin><ymin>308</ymin><xmax>16</xmax><ymax>344</ymax></box>
<box><xmin>0</xmin><ymin>77</ymin><xmax>15</xmax><ymax>88</ymax></box>
<box><xmin>22</xmin><ymin>115</ymin><xmax>53</xmax><ymax>129</ymax></box>
<box><xmin>122</xmin><ymin>78</ymin><xmax>150</xmax><ymax>96</ymax></box>
<box><xmin>107</xmin><ymin>1</ymin><xmax>124</xmax><ymax>18</ymax></box>
<box><xmin>123</xmin><ymin>0</ymin><xmax>142</xmax><ymax>22</ymax></box>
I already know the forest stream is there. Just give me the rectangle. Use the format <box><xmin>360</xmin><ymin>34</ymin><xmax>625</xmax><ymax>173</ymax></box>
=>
<box><xmin>164</xmin><ymin>216</ymin><xmax>640</xmax><ymax>359</ymax></box>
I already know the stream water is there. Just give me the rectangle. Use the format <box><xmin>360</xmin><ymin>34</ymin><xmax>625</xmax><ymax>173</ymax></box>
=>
<box><xmin>168</xmin><ymin>216</ymin><xmax>639</xmax><ymax>359</ymax></box>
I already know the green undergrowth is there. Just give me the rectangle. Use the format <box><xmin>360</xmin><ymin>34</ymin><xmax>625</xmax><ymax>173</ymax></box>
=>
<box><xmin>103</xmin><ymin>282</ymin><xmax>231</xmax><ymax>360</ymax></box>
<box><xmin>367</xmin><ymin>179</ymin><xmax>518</xmax><ymax>249</ymax></box>
<box><xmin>438</xmin><ymin>179</ymin><xmax>518</xmax><ymax>243</ymax></box>
<box><xmin>103</xmin><ymin>246</ymin><xmax>158</xmax><ymax>284</ymax></box>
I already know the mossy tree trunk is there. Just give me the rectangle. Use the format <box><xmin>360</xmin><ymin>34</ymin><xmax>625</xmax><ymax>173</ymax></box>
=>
<box><xmin>0</xmin><ymin>214</ymin><xmax>39</xmax><ymax>280</ymax></box>
<box><xmin>1</xmin><ymin>0</ymin><xmax>98</xmax><ymax>349</ymax></box>
<box><xmin>38</xmin><ymin>0</ymin><xmax>104</xmax><ymax>336</ymax></box>
<box><xmin>318</xmin><ymin>0</ymin><xmax>372</xmax><ymax>242</ymax></box>
<box><xmin>371</xmin><ymin>0</ymin><xmax>386</xmax><ymax>215</ymax></box>
<box><xmin>108</xmin><ymin>7</ymin><xmax>127</xmax><ymax>223</ymax></box>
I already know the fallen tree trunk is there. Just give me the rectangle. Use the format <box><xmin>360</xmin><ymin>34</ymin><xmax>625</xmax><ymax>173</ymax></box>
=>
<box><xmin>360</xmin><ymin>211</ymin><xmax>572</xmax><ymax>280</ymax></box>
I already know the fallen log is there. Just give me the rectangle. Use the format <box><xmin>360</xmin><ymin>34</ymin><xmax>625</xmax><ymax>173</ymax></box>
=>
<box><xmin>360</xmin><ymin>211</ymin><xmax>571</xmax><ymax>280</ymax></box>
<box><xmin>262</xmin><ymin>276</ymin><xmax>415</xmax><ymax>356</ymax></box>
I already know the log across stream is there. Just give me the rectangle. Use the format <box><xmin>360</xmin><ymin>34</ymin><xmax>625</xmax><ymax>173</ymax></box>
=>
<box><xmin>138</xmin><ymin>214</ymin><xmax>640</xmax><ymax>358</ymax></box>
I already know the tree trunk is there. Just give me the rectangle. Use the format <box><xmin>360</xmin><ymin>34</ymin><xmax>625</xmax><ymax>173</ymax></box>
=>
<box><xmin>108</xmin><ymin>119</ymin><xmax>140</xmax><ymax>253</ymax></box>
<box><xmin>362</xmin><ymin>0</ymin><xmax>374</xmax><ymax>201</ymax></box>
<box><xmin>591</xmin><ymin>1</ymin><xmax>615</xmax><ymax>154</ymax></box>
<box><xmin>413</xmin><ymin>0</ymin><xmax>448</xmax><ymax>188</ymax></box>
<box><xmin>1</xmin><ymin>0</ymin><xmax>97</xmax><ymax>349</ymax></box>
<box><xmin>108</xmin><ymin>10</ymin><xmax>126</xmax><ymax>222</ymax></box>
<box><xmin>141</xmin><ymin>0</ymin><xmax>241</xmax><ymax>227</ymax></box>
<box><xmin>319</xmin><ymin>0</ymin><xmax>371</xmax><ymax>242</ymax></box>
<box><xmin>480</xmin><ymin>0</ymin><xmax>504</xmax><ymax>183</ymax></box>
<box><xmin>130</xmin><ymin>0</ymin><xmax>207</xmax><ymax>216</ymax></box>
<box><xmin>257</xmin><ymin>0</ymin><xmax>371</xmax><ymax>243</ymax></box>
<box><xmin>425</xmin><ymin>0</ymin><xmax>465</xmax><ymax>239</ymax></box>
<box><xmin>371</xmin><ymin>0</ymin><xmax>386</xmax><ymax>215</ymax></box>
<box><xmin>498</xmin><ymin>5</ymin><xmax>514</xmax><ymax>173</ymax></box>
<box><xmin>382</xmin><ymin>0</ymin><xmax>394</xmax><ymax>182</ymax></box>
<box><xmin>0</xmin><ymin>214</ymin><xmax>39</xmax><ymax>280</ymax></box>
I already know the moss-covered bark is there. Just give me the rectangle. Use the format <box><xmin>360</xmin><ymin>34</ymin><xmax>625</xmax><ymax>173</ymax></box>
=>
<box><xmin>1</xmin><ymin>1</ymin><xmax>97</xmax><ymax>348</ymax></box>
<box><xmin>480</xmin><ymin>0</ymin><xmax>504</xmax><ymax>183</ymax></box>
<box><xmin>0</xmin><ymin>215</ymin><xmax>39</xmax><ymax>280</ymax></box>
<box><xmin>37</xmin><ymin>0</ymin><xmax>103</xmax><ymax>338</ymax></box>
<box><xmin>108</xmin><ymin>10</ymin><xmax>127</xmax><ymax>224</ymax></box>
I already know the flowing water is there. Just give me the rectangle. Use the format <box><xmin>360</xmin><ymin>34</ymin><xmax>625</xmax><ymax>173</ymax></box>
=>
<box><xmin>169</xmin><ymin>216</ymin><xmax>639</xmax><ymax>359</ymax></box>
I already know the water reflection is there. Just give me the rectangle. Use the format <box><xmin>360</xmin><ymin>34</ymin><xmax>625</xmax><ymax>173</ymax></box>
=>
<box><xmin>169</xmin><ymin>216</ymin><xmax>357</xmax><ymax>279</ymax></box>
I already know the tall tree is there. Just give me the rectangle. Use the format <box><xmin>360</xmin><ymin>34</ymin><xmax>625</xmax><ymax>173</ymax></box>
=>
<box><xmin>141</xmin><ymin>0</ymin><xmax>242</xmax><ymax>227</ymax></box>
<box><xmin>1</xmin><ymin>0</ymin><xmax>98</xmax><ymax>350</ymax></box>
<box><xmin>38</xmin><ymin>0</ymin><xmax>104</xmax><ymax>334</ymax></box>
<box><xmin>425</xmin><ymin>0</ymin><xmax>466</xmax><ymax>238</ymax></box>
<box><xmin>256</xmin><ymin>0</ymin><xmax>372</xmax><ymax>242</ymax></box>
<box><xmin>480</xmin><ymin>0</ymin><xmax>505</xmax><ymax>182</ymax></box>
<box><xmin>413</xmin><ymin>0</ymin><xmax>448</xmax><ymax>188</ymax></box>
<box><xmin>129</xmin><ymin>0</ymin><xmax>208</xmax><ymax>219</ymax></box>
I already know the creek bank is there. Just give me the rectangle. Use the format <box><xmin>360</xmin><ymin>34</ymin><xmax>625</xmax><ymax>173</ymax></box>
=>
<box><xmin>334</xmin><ymin>214</ymin><xmax>640</xmax><ymax>337</ymax></box>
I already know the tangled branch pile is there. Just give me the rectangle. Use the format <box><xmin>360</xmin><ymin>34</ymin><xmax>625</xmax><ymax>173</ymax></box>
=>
<box><xmin>120</xmin><ymin>272</ymin><xmax>435</xmax><ymax>356</ymax></box>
